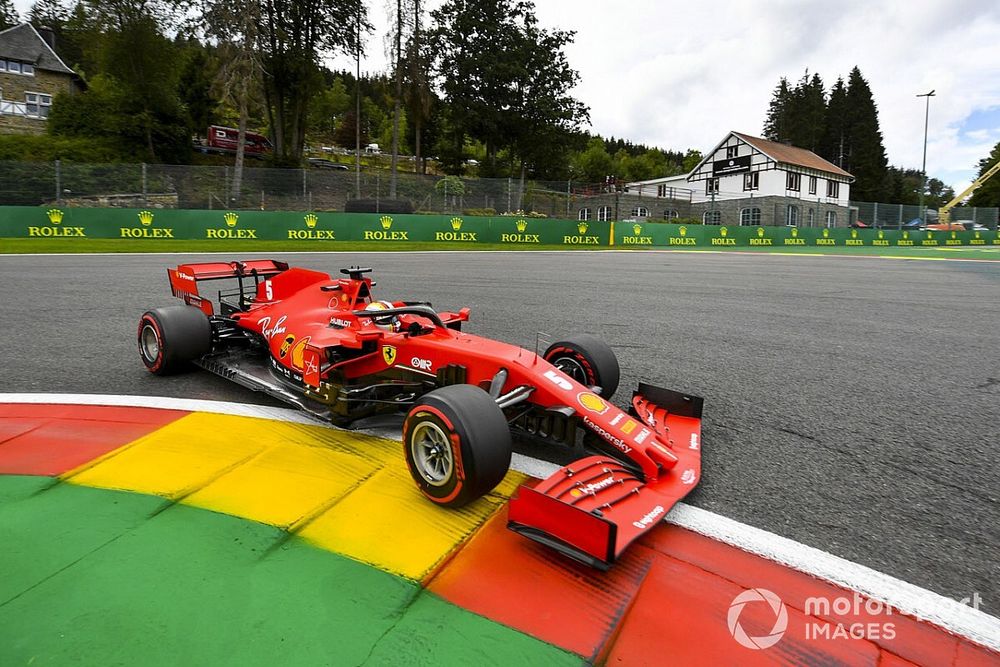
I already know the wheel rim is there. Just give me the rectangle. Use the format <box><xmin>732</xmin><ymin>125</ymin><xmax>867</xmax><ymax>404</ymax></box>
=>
<box><xmin>410</xmin><ymin>421</ymin><xmax>454</xmax><ymax>487</ymax></box>
<box><xmin>554</xmin><ymin>356</ymin><xmax>588</xmax><ymax>385</ymax></box>
<box><xmin>140</xmin><ymin>324</ymin><xmax>160</xmax><ymax>362</ymax></box>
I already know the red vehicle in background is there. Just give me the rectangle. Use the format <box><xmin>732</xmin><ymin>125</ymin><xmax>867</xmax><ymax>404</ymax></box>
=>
<box><xmin>198</xmin><ymin>125</ymin><xmax>272</xmax><ymax>157</ymax></box>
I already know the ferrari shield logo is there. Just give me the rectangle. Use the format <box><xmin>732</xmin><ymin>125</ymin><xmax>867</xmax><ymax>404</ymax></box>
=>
<box><xmin>382</xmin><ymin>345</ymin><xmax>397</xmax><ymax>366</ymax></box>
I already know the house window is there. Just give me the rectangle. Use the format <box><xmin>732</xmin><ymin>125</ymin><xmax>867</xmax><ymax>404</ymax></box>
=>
<box><xmin>827</xmin><ymin>180</ymin><xmax>839</xmax><ymax>198</ymax></box>
<box><xmin>825</xmin><ymin>211</ymin><xmax>837</xmax><ymax>227</ymax></box>
<box><xmin>786</xmin><ymin>173</ymin><xmax>801</xmax><ymax>191</ymax></box>
<box><xmin>6</xmin><ymin>61</ymin><xmax>21</xmax><ymax>74</ymax></box>
<box><xmin>22</xmin><ymin>63</ymin><xmax>34</xmax><ymax>75</ymax></box>
<box><xmin>808</xmin><ymin>176</ymin><xmax>817</xmax><ymax>195</ymax></box>
<box><xmin>807</xmin><ymin>208</ymin><xmax>815</xmax><ymax>226</ymax></box>
<box><xmin>25</xmin><ymin>92</ymin><xmax>52</xmax><ymax>118</ymax></box>
<box><xmin>740</xmin><ymin>208</ymin><xmax>761</xmax><ymax>226</ymax></box>
<box><xmin>726</xmin><ymin>145</ymin><xmax>739</xmax><ymax>159</ymax></box>
<box><xmin>657</xmin><ymin>184</ymin><xmax>673</xmax><ymax>198</ymax></box>
<box><xmin>706</xmin><ymin>178</ymin><xmax>719</xmax><ymax>195</ymax></box>
<box><xmin>597</xmin><ymin>206</ymin><xmax>612</xmax><ymax>221</ymax></box>
<box><xmin>663</xmin><ymin>209</ymin><xmax>678</xmax><ymax>220</ymax></box>
<box><xmin>703</xmin><ymin>210</ymin><xmax>721</xmax><ymax>225</ymax></box>
<box><xmin>786</xmin><ymin>205</ymin><xmax>799</xmax><ymax>226</ymax></box>
<box><xmin>578</xmin><ymin>208</ymin><xmax>591</xmax><ymax>221</ymax></box>
<box><xmin>743</xmin><ymin>172</ymin><xmax>759</xmax><ymax>191</ymax></box>
<box><xmin>631</xmin><ymin>206</ymin><xmax>648</xmax><ymax>218</ymax></box>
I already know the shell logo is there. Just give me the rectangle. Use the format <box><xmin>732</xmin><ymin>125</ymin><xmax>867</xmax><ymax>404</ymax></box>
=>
<box><xmin>290</xmin><ymin>336</ymin><xmax>311</xmax><ymax>369</ymax></box>
<box><xmin>515</xmin><ymin>219</ymin><xmax>528</xmax><ymax>232</ymax></box>
<box><xmin>47</xmin><ymin>209</ymin><xmax>64</xmax><ymax>224</ymax></box>
<box><xmin>379</xmin><ymin>215</ymin><xmax>393</xmax><ymax>230</ymax></box>
<box><xmin>578</xmin><ymin>221</ymin><xmax>589</xmax><ymax>234</ymax></box>
<box><xmin>450</xmin><ymin>217</ymin><xmax>463</xmax><ymax>231</ymax></box>
<box><xmin>304</xmin><ymin>213</ymin><xmax>318</xmax><ymax>229</ymax></box>
<box><xmin>138</xmin><ymin>210</ymin><xmax>154</xmax><ymax>226</ymax></box>
<box><xmin>224</xmin><ymin>212</ymin><xmax>239</xmax><ymax>227</ymax></box>
<box><xmin>577</xmin><ymin>392</ymin><xmax>609</xmax><ymax>415</ymax></box>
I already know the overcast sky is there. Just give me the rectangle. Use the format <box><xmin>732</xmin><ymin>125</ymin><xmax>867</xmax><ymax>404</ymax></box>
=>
<box><xmin>16</xmin><ymin>0</ymin><xmax>999</xmax><ymax>191</ymax></box>
<box><xmin>329</xmin><ymin>0</ymin><xmax>1000</xmax><ymax>193</ymax></box>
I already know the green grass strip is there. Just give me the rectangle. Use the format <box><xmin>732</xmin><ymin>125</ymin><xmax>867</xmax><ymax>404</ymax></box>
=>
<box><xmin>0</xmin><ymin>477</ymin><xmax>580</xmax><ymax>666</ymax></box>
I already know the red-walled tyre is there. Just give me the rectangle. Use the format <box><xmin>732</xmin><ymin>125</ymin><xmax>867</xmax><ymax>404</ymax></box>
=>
<box><xmin>403</xmin><ymin>385</ymin><xmax>512</xmax><ymax>508</ymax></box>
<box><xmin>138</xmin><ymin>306</ymin><xmax>212</xmax><ymax>376</ymax></box>
<box><xmin>544</xmin><ymin>334</ymin><xmax>620</xmax><ymax>398</ymax></box>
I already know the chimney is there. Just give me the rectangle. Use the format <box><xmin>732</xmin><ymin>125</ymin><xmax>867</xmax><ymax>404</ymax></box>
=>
<box><xmin>38</xmin><ymin>25</ymin><xmax>56</xmax><ymax>51</ymax></box>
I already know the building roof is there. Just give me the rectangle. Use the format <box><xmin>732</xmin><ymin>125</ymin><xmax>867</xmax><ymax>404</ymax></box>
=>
<box><xmin>732</xmin><ymin>131</ymin><xmax>853</xmax><ymax>179</ymax></box>
<box><xmin>0</xmin><ymin>23</ymin><xmax>75</xmax><ymax>76</ymax></box>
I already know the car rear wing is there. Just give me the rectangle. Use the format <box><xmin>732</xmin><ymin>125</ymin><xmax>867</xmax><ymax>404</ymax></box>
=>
<box><xmin>168</xmin><ymin>260</ymin><xmax>289</xmax><ymax>316</ymax></box>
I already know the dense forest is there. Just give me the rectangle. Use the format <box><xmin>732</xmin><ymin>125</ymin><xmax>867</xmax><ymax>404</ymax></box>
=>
<box><xmin>2</xmin><ymin>0</ymin><xmax>997</xmax><ymax>205</ymax></box>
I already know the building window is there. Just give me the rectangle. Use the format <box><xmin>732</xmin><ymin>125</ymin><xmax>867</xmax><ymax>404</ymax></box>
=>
<box><xmin>740</xmin><ymin>208</ymin><xmax>761</xmax><ymax>226</ymax></box>
<box><xmin>726</xmin><ymin>145</ymin><xmax>739</xmax><ymax>159</ymax></box>
<box><xmin>657</xmin><ymin>184</ymin><xmax>675</xmax><ymax>198</ymax></box>
<box><xmin>807</xmin><ymin>208</ymin><xmax>815</xmax><ymax>226</ymax></box>
<box><xmin>808</xmin><ymin>176</ymin><xmax>817</xmax><ymax>195</ymax></box>
<box><xmin>22</xmin><ymin>63</ymin><xmax>34</xmax><ymax>75</ymax></box>
<box><xmin>786</xmin><ymin>173</ymin><xmax>801</xmax><ymax>192</ymax></box>
<box><xmin>786</xmin><ymin>205</ymin><xmax>799</xmax><ymax>226</ymax></box>
<box><xmin>631</xmin><ymin>206</ymin><xmax>648</xmax><ymax>218</ymax></box>
<box><xmin>25</xmin><ymin>92</ymin><xmax>52</xmax><ymax>118</ymax></box>
<box><xmin>597</xmin><ymin>206</ymin><xmax>612</xmax><ymax>221</ymax></box>
<box><xmin>825</xmin><ymin>211</ymin><xmax>837</xmax><ymax>227</ymax></box>
<box><xmin>827</xmin><ymin>180</ymin><xmax>839</xmax><ymax>198</ymax></box>
<box><xmin>743</xmin><ymin>172</ymin><xmax>759</xmax><ymax>191</ymax></box>
<box><xmin>6</xmin><ymin>61</ymin><xmax>21</xmax><ymax>74</ymax></box>
<box><xmin>706</xmin><ymin>178</ymin><xmax>719</xmax><ymax>195</ymax></box>
<box><xmin>703</xmin><ymin>210</ymin><xmax>721</xmax><ymax>225</ymax></box>
<box><xmin>663</xmin><ymin>209</ymin><xmax>679</xmax><ymax>220</ymax></box>
<box><xmin>578</xmin><ymin>208</ymin><xmax>591</xmax><ymax>221</ymax></box>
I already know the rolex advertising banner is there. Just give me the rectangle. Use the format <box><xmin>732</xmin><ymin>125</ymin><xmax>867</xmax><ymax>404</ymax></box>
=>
<box><xmin>0</xmin><ymin>207</ymin><xmax>613</xmax><ymax>247</ymax></box>
<box><xmin>1</xmin><ymin>206</ymin><xmax>997</xmax><ymax>248</ymax></box>
<box><xmin>614</xmin><ymin>221</ymin><xmax>999</xmax><ymax>248</ymax></box>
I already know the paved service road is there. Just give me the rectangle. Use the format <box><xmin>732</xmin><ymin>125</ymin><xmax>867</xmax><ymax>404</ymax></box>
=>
<box><xmin>1</xmin><ymin>250</ymin><xmax>998</xmax><ymax>612</ymax></box>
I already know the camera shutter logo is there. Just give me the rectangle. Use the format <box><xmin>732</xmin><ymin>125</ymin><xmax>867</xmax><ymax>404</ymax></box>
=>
<box><xmin>727</xmin><ymin>588</ymin><xmax>788</xmax><ymax>650</ymax></box>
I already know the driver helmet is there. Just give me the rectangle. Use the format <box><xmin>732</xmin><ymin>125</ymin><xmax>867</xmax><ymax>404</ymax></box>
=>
<box><xmin>363</xmin><ymin>300</ymin><xmax>401</xmax><ymax>332</ymax></box>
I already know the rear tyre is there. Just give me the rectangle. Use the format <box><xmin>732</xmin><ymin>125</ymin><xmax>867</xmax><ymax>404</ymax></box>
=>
<box><xmin>544</xmin><ymin>334</ymin><xmax>620</xmax><ymax>398</ymax></box>
<box><xmin>138</xmin><ymin>306</ymin><xmax>212</xmax><ymax>376</ymax></box>
<box><xmin>403</xmin><ymin>385</ymin><xmax>512</xmax><ymax>508</ymax></box>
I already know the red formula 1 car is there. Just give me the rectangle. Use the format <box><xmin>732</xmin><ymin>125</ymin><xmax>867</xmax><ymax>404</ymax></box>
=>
<box><xmin>137</xmin><ymin>260</ymin><xmax>704</xmax><ymax>569</ymax></box>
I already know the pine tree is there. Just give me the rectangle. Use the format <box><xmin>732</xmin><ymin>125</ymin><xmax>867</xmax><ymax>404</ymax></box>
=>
<box><xmin>843</xmin><ymin>67</ymin><xmax>888</xmax><ymax>201</ymax></box>
<box><xmin>819</xmin><ymin>77</ymin><xmax>849</xmax><ymax>167</ymax></box>
<box><xmin>968</xmin><ymin>141</ymin><xmax>1000</xmax><ymax>208</ymax></box>
<box><xmin>0</xmin><ymin>0</ymin><xmax>19</xmax><ymax>30</ymax></box>
<box><xmin>763</xmin><ymin>78</ymin><xmax>791</xmax><ymax>142</ymax></box>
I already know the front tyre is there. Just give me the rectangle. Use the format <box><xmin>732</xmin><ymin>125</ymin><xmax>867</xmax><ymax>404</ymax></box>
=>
<box><xmin>138</xmin><ymin>306</ymin><xmax>212</xmax><ymax>376</ymax></box>
<box><xmin>544</xmin><ymin>334</ymin><xmax>620</xmax><ymax>398</ymax></box>
<box><xmin>403</xmin><ymin>385</ymin><xmax>512</xmax><ymax>508</ymax></box>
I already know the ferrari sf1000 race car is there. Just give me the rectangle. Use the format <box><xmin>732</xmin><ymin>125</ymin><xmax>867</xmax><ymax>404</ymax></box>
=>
<box><xmin>137</xmin><ymin>260</ymin><xmax>704</xmax><ymax>569</ymax></box>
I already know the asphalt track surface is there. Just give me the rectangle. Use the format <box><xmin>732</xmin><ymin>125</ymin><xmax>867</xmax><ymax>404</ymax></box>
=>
<box><xmin>1</xmin><ymin>250</ymin><xmax>998</xmax><ymax>616</ymax></box>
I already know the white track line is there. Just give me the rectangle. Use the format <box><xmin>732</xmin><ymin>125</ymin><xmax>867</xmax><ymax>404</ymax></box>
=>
<box><xmin>3</xmin><ymin>392</ymin><xmax>998</xmax><ymax>651</ymax></box>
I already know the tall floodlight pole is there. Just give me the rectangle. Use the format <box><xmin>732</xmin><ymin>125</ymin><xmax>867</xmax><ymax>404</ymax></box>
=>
<box><xmin>917</xmin><ymin>90</ymin><xmax>935</xmax><ymax>225</ymax></box>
